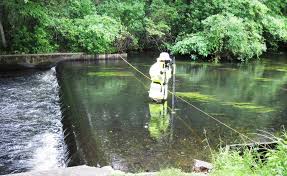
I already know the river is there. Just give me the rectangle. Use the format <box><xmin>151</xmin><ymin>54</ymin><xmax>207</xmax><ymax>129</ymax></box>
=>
<box><xmin>57</xmin><ymin>52</ymin><xmax>287</xmax><ymax>172</ymax></box>
<box><xmin>0</xmin><ymin>52</ymin><xmax>287</xmax><ymax>174</ymax></box>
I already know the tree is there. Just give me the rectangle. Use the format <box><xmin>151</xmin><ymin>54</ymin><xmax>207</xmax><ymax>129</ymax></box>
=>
<box><xmin>171</xmin><ymin>0</ymin><xmax>287</xmax><ymax>61</ymax></box>
<box><xmin>0</xmin><ymin>3</ymin><xmax>6</xmax><ymax>49</ymax></box>
<box><xmin>0</xmin><ymin>18</ymin><xmax>6</xmax><ymax>48</ymax></box>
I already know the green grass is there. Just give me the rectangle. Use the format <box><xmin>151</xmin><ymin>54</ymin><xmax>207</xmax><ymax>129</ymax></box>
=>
<box><xmin>211</xmin><ymin>134</ymin><xmax>287</xmax><ymax>176</ymax></box>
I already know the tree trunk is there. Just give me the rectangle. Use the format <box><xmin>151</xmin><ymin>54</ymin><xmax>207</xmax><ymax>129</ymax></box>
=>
<box><xmin>0</xmin><ymin>18</ymin><xmax>7</xmax><ymax>48</ymax></box>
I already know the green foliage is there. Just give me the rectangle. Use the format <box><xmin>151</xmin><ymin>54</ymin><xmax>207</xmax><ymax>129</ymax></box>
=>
<box><xmin>96</xmin><ymin>0</ymin><xmax>176</xmax><ymax>49</ymax></box>
<box><xmin>97</xmin><ymin>0</ymin><xmax>146</xmax><ymax>35</ymax></box>
<box><xmin>211</xmin><ymin>134</ymin><xmax>287</xmax><ymax>176</ymax></box>
<box><xmin>2</xmin><ymin>0</ymin><xmax>131</xmax><ymax>54</ymax></box>
<box><xmin>1</xmin><ymin>0</ymin><xmax>287</xmax><ymax>59</ymax></box>
<box><xmin>66</xmin><ymin>0</ymin><xmax>95</xmax><ymax>18</ymax></box>
<box><xmin>262</xmin><ymin>15</ymin><xmax>287</xmax><ymax>50</ymax></box>
<box><xmin>55</xmin><ymin>14</ymin><xmax>129</xmax><ymax>53</ymax></box>
<box><xmin>171</xmin><ymin>0</ymin><xmax>287</xmax><ymax>61</ymax></box>
<box><xmin>172</xmin><ymin>13</ymin><xmax>266</xmax><ymax>61</ymax></box>
<box><xmin>2</xmin><ymin>1</ymin><xmax>57</xmax><ymax>53</ymax></box>
<box><xmin>263</xmin><ymin>0</ymin><xmax>287</xmax><ymax>15</ymax></box>
<box><xmin>149</xmin><ymin>0</ymin><xmax>178</xmax><ymax>25</ymax></box>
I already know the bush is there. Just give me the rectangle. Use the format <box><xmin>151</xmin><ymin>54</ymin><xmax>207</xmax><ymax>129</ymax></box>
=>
<box><xmin>55</xmin><ymin>14</ymin><xmax>130</xmax><ymax>54</ymax></box>
<box><xmin>172</xmin><ymin>13</ymin><xmax>266</xmax><ymax>61</ymax></box>
<box><xmin>172</xmin><ymin>0</ymin><xmax>287</xmax><ymax>61</ymax></box>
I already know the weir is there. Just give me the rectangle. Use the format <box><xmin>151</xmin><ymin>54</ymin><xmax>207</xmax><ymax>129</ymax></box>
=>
<box><xmin>0</xmin><ymin>53</ymin><xmax>127</xmax><ymax>70</ymax></box>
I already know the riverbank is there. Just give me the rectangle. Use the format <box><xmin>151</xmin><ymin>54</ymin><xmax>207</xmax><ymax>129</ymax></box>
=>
<box><xmin>0</xmin><ymin>53</ymin><xmax>127</xmax><ymax>71</ymax></box>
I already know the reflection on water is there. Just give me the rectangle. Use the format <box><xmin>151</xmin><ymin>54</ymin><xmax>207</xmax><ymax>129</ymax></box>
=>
<box><xmin>148</xmin><ymin>102</ymin><xmax>170</xmax><ymax>140</ymax></box>
<box><xmin>57</xmin><ymin>53</ymin><xmax>287</xmax><ymax>172</ymax></box>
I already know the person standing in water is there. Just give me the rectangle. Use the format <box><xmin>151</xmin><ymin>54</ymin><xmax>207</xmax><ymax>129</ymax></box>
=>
<box><xmin>149</xmin><ymin>52</ymin><xmax>172</xmax><ymax>103</ymax></box>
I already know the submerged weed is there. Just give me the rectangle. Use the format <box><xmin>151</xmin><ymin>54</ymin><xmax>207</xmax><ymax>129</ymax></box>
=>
<box><xmin>176</xmin><ymin>92</ymin><xmax>215</xmax><ymax>102</ymax></box>
<box><xmin>254</xmin><ymin>77</ymin><xmax>273</xmax><ymax>82</ymax></box>
<box><xmin>87</xmin><ymin>71</ymin><xmax>133</xmax><ymax>77</ymax></box>
<box><xmin>223</xmin><ymin>102</ymin><xmax>275</xmax><ymax>113</ymax></box>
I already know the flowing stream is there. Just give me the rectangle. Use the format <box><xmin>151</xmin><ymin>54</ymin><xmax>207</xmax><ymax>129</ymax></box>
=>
<box><xmin>0</xmin><ymin>68</ymin><xmax>66</xmax><ymax>175</ymax></box>
<box><xmin>57</xmin><ymin>52</ymin><xmax>287</xmax><ymax>172</ymax></box>
<box><xmin>0</xmin><ymin>52</ymin><xmax>287</xmax><ymax>174</ymax></box>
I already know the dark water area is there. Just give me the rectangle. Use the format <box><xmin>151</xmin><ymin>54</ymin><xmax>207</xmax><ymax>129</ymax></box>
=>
<box><xmin>56</xmin><ymin>52</ymin><xmax>287</xmax><ymax>172</ymax></box>
<box><xmin>0</xmin><ymin>69</ymin><xmax>66</xmax><ymax>175</ymax></box>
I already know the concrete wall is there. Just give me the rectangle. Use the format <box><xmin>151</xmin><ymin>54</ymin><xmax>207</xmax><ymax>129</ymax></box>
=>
<box><xmin>0</xmin><ymin>53</ymin><xmax>127</xmax><ymax>71</ymax></box>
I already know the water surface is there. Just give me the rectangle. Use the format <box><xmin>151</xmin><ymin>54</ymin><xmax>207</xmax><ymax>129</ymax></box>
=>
<box><xmin>0</xmin><ymin>69</ymin><xmax>66</xmax><ymax>175</ymax></box>
<box><xmin>57</xmin><ymin>52</ymin><xmax>287</xmax><ymax>172</ymax></box>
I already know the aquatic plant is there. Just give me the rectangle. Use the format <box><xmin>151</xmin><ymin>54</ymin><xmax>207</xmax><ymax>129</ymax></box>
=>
<box><xmin>176</xmin><ymin>91</ymin><xmax>275</xmax><ymax>113</ymax></box>
<box><xmin>87</xmin><ymin>71</ymin><xmax>133</xmax><ymax>77</ymax></box>
<box><xmin>254</xmin><ymin>77</ymin><xmax>273</xmax><ymax>82</ymax></box>
<box><xmin>223</xmin><ymin>102</ymin><xmax>275</xmax><ymax>113</ymax></box>
<box><xmin>176</xmin><ymin>92</ymin><xmax>215</xmax><ymax>102</ymax></box>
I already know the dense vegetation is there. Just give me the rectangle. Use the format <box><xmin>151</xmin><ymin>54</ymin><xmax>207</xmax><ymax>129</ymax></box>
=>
<box><xmin>0</xmin><ymin>0</ymin><xmax>286</xmax><ymax>61</ymax></box>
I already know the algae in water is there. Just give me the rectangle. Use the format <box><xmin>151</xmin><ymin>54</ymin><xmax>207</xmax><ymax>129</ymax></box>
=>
<box><xmin>223</xmin><ymin>102</ymin><xmax>275</xmax><ymax>113</ymax></box>
<box><xmin>87</xmin><ymin>71</ymin><xmax>133</xmax><ymax>77</ymax></box>
<box><xmin>176</xmin><ymin>92</ymin><xmax>215</xmax><ymax>102</ymax></box>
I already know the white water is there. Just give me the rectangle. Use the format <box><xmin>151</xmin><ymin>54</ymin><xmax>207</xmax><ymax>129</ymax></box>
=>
<box><xmin>0</xmin><ymin>68</ymin><xmax>66</xmax><ymax>174</ymax></box>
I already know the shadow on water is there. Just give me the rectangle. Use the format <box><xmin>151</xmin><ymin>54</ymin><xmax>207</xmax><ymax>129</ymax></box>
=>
<box><xmin>56</xmin><ymin>53</ymin><xmax>287</xmax><ymax>172</ymax></box>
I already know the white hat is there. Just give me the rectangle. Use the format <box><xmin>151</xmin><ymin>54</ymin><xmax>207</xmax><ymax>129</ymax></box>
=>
<box><xmin>157</xmin><ymin>52</ymin><xmax>171</xmax><ymax>62</ymax></box>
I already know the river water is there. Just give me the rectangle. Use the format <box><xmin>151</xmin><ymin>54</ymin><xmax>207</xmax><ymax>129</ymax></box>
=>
<box><xmin>57</xmin><ymin>52</ymin><xmax>287</xmax><ymax>172</ymax></box>
<box><xmin>0</xmin><ymin>69</ymin><xmax>66</xmax><ymax>175</ymax></box>
<box><xmin>0</xmin><ymin>52</ymin><xmax>287</xmax><ymax>174</ymax></box>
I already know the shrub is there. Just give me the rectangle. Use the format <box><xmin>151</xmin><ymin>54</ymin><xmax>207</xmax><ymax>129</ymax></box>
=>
<box><xmin>55</xmin><ymin>14</ymin><xmax>130</xmax><ymax>54</ymax></box>
<box><xmin>172</xmin><ymin>0</ymin><xmax>287</xmax><ymax>61</ymax></box>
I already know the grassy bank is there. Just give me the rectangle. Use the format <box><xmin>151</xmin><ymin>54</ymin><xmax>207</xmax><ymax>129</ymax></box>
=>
<box><xmin>211</xmin><ymin>135</ymin><xmax>287</xmax><ymax>175</ymax></box>
<box><xmin>155</xmin><ymin>134</ymin><xmax>287</xmax><ymax>176</ymax></box>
